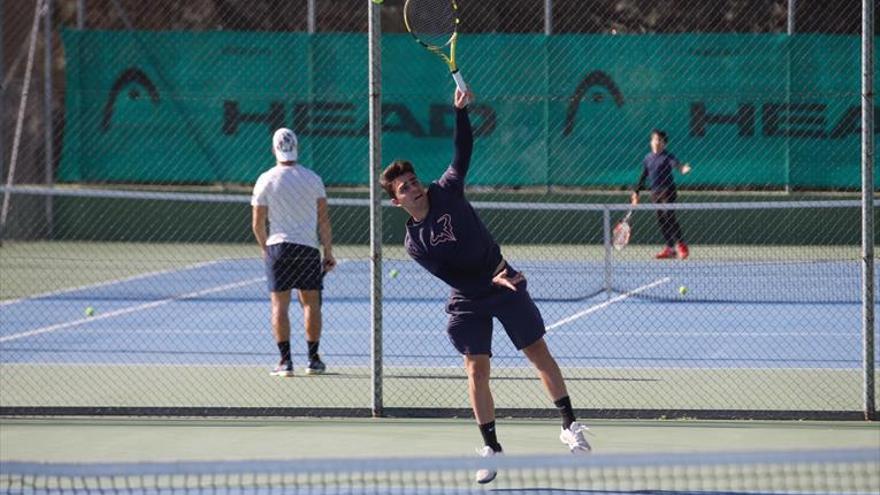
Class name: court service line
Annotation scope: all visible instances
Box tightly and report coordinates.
[0,260,223,308]
[545,277,672,331]
[0,277,265,343]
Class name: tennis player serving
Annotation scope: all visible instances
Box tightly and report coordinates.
[381,88,591,485]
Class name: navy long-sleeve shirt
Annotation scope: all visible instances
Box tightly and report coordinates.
[634,151,680,194]
[404,107,503,298]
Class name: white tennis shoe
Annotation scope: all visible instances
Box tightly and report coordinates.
[559,422,592,454]
[270,361,294,377]
[475,446,501,484]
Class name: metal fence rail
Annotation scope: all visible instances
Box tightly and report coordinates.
[0,0,875,420]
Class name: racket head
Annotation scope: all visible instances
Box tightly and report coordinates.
[612,220,631,251]
[403,0,459,50]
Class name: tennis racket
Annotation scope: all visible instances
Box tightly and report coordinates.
[403,0,467,92]
[612,211,633,251]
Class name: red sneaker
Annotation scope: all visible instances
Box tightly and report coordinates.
[676,242,689,260]
[655,246,676,259]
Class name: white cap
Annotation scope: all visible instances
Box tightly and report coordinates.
[272,128,298,162]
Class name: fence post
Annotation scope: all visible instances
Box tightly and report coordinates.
[368,0,384,418]
[43,0,54,238]
[0,0,5,200]
[0,0,45,242]
[543,0,552,193]
[784,0,795,193]
[860,0,876,422]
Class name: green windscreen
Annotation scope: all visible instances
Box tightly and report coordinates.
[59,31,877,189]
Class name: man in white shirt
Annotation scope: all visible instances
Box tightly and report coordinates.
[251,128,336,376]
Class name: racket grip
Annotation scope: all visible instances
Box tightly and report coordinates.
[451,70,468,92]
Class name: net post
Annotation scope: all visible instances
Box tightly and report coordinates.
[368,0,384,418]
[603,206,612,297]
[861,0,876,422]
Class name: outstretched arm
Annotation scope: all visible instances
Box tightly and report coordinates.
[438,88,475,193]
[451,89,473,177]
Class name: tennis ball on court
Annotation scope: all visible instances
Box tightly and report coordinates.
[389,268,399,279]
[678,286,688,296]
[84,306,95,317]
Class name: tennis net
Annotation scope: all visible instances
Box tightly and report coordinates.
[0,186,873,305]
[2,449,878,494]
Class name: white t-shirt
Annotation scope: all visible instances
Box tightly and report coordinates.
[251,164,327,248]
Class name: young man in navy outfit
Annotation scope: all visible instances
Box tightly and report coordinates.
[631,129,691,259]
[381,89,590,484]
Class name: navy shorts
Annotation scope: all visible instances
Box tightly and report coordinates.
[265,243,323,292]
[445,265,546,356]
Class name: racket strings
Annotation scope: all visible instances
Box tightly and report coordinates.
[612,223,631,250]
[406,0,456,47]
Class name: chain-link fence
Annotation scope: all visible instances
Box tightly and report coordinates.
[0,0,876,419]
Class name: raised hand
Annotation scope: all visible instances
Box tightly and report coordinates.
[454,88,473,109]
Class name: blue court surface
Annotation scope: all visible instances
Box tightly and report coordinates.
[1,256,876,370]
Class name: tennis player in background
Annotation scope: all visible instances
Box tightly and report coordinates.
[252,128,336,377]
[381,88,591,484]
[631,129,691,259]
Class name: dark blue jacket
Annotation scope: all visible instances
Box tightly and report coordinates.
[404,108,503,297]
[635,150,680,193]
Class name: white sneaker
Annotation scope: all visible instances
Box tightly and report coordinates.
[559,422,591,454]
[270,361,293,377]
[475,446,501,484]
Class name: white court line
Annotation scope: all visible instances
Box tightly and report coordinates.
[0,258,354,343]
[0,259,224,308]
[0,277,264,343]
[0,257,356,308]
[545,277,671,331]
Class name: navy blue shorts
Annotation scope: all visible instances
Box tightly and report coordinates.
[265,243,323,292]
[445,265,546,356]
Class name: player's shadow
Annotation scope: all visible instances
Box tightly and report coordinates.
[387,374,659,383]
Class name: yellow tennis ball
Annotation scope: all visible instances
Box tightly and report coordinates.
[84,306,95,317]
[389,268,399,279]
[678,286,688,296]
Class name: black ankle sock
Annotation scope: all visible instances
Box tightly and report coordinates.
[307,341,319,361]
[478,421,502,453]
[554,396,576,430]
[277,341,291,363]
